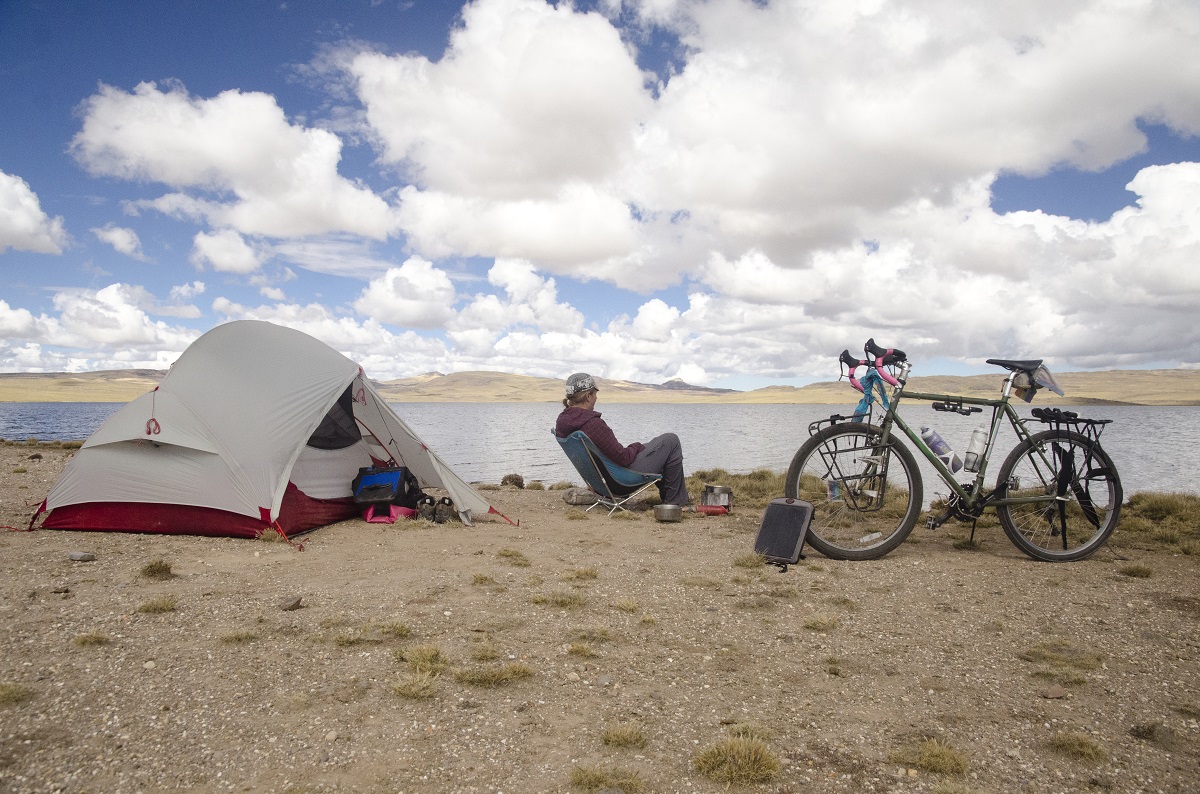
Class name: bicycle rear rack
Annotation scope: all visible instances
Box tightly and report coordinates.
[1028,407,1112,443]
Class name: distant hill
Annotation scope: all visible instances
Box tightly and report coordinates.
[1,367,1197,405]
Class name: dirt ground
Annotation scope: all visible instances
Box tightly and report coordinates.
[1,446,1197,794]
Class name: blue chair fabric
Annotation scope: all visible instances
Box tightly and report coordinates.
[554,430,662,515]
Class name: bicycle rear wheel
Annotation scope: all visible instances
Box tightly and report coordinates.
[995,429,1122,562]
[784,423,923,560]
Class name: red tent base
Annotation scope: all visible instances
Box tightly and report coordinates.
[40,483,359,539]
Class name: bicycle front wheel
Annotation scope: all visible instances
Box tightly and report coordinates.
[784,423,923,560]
[995,429,1122,562]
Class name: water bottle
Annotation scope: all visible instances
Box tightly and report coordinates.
[964,424,988,473]
[920,426,963,473]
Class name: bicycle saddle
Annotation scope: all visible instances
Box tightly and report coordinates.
[985,358,1043,372]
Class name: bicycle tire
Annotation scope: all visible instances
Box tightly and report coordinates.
[784,423,923,560]
[995,429,1122,562]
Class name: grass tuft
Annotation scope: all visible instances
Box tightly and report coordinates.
[613,598,639,613]
[392,671,437,700]
[693,736,781,784]
[1048,730,1107,762]
[562,566,599,580]
[397,644,450,675]
[567,642,597,657]
[497,548,531,567]
[733,552,766,568]
[803,614,839,632]
[137,596,177,614]
[531,590,587,609]
[73,632,111,647]
[139,559,174,580]
[220,631,258,644]
[1118,564,1152,578]
[601,723,647,748]
[569,765,646,793]
[1019,639,1102,671]
[0,683,33,706]
[453,662,534,687]
[378,621,412,639]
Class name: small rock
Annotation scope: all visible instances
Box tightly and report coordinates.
[68,551,96,562]
[51,586,69,594]
[143,660,156,670]
[279,596,303,611]
[1040,685,1067,699]
[325,730,338,742]
[28,453,42,460]
[596,675,613,687]
[567,672,581,682]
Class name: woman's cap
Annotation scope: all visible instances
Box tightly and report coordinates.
[565,372,598,396]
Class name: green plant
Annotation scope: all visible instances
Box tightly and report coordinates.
[693,736,781,784]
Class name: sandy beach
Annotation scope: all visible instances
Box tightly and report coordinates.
[1,445,1197,793]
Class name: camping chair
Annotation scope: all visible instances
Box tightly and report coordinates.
[554,430,662,515]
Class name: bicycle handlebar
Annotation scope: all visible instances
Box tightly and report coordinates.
[839,338,907,391]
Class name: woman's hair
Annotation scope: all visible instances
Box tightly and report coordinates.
[562,388,596,408]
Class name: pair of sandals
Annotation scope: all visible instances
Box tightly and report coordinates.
[417,496,455,524]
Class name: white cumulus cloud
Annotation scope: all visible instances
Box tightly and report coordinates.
[0,170,68,255]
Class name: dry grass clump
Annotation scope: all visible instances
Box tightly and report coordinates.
[139,559,174,580]
[687,468,784,510]
[569,765,646,793]
[610,510,640,521]
[72,632,111,647]
[573,627,612,643]
[220,631,258,644]
[1048,730,1107,762]
[11,466,27,474]
[0,683,33,706]
[497,548,531,567]
[890,738,970,776]
[562,566,598,580]
[136,596,177,614]
[693,736,781,784]
[392,671,438,700]
[472,573,496,586]
[601,723,647,748]
[453,661,534,687]
[333,631,382,647]
[1018,639,1102,671]
[1120,492,1200,554]
[548,481,574,490]
[1118,563,1153,578]
[525,480,545,490]
[500,473,525,489]
[566,642,597,657]
[614,598,639,613]
[378,621,411,639]
[397,644,450,675]
[565,508,590,520]
[531,590,587,609]
[803,614,840,632]
[733,552,766,569]
[469,642,500,661]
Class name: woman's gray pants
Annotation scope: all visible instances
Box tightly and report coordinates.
[632,432,691,506]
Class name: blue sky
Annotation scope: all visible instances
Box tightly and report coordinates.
[2,0,1199,390]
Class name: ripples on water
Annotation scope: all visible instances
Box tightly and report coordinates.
[1,401,1194,497]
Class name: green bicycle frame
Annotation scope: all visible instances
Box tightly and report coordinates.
[871,362,1046,511]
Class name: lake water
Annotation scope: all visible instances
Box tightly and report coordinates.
[1,401,1195,498]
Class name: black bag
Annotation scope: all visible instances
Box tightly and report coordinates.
[754,497,814,568]
[352,466,423,509]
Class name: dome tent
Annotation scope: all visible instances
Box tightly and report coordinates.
[35,320,502,537]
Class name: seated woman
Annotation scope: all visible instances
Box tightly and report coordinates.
[554,372,691,506]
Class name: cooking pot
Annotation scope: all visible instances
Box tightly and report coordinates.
[702,484,734,509]
[653,503,683,522]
